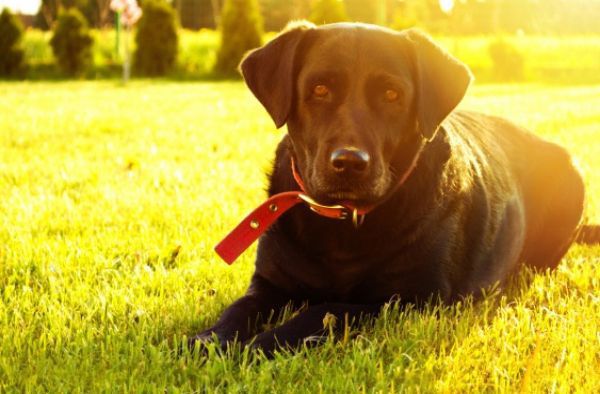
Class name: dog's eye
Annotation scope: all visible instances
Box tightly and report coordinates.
[313,84,330,98]
[385,89,399,102]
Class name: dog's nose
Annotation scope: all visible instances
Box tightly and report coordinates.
[330,147,370,173]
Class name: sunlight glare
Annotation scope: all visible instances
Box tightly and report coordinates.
[439,0,455,14]
[0,0,40,14]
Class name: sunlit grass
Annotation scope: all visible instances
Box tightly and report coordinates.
[0,81,598,392]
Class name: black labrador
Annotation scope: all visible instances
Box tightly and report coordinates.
[190,22,595,356]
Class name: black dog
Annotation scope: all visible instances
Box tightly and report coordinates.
[191,22,596,356]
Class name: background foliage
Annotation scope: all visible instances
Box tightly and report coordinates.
[134,0,179,76]
[11,29,600,84]
[0,8,25,77]
[2,0,599,81]
[488,38,524,82]
[214,0,263,76]
[28,0,600,34]
[49,7,93,76]
[309,0,349,25]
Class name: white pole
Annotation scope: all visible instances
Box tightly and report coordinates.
[123,23,130,84]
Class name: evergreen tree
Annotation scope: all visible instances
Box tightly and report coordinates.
[50,8,93,76]
[488,38,525,81]
[134,0,179,76]
[0,9,26,77]
[214,0,263,77]
[36,0,91,29]
[309,0,348,25]
[345,0,377,24]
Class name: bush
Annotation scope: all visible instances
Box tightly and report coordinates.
[134,0,178,76]
[488,38,525,82]
[50,8,93,76]
[0,8,26,77]
[214,0,263,77]
[345,0,377,24]
[309,0,349,25]
[390,7,421,31]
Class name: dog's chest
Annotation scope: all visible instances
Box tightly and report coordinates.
[319,257,369,300]
[303,228,398,300]
[315,237,395,300]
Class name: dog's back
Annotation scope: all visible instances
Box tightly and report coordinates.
[446,111,585,270]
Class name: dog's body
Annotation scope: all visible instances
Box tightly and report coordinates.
[191,22,588,355]
[261,111,583,304]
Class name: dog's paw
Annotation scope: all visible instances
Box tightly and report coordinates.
[244,333,279,358]
[186,331,227,356]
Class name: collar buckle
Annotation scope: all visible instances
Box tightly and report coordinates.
[352,208,366,228]
[298,193,349,220]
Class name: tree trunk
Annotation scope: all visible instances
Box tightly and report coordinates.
[96,0,112,28]
[210,0,222,28]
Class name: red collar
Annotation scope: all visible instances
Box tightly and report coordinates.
[214,144,425,264]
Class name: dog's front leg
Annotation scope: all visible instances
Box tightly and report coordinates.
[189,274,290,351]
[247,302,383,357]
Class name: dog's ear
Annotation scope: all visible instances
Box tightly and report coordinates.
[404,29,473,140]
[240,22,315,128]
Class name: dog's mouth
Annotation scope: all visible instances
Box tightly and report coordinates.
[309,182,389,209]
[324,191,371,205]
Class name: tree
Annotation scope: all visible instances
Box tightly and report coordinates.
[488,38,524,81]
[309,0,348,25]
[37,0,89,29]
[93,0,113,27]
[35,0,114,29]
[345,0,377,24]
[214,0,263,77]
[259,0,310,31]
[50,8,94,76]
[210,0,223,27]
[0,9,26,77]
[390,0,429,31]
[134,0,179,76]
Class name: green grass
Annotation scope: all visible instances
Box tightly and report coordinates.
[0,81,599,392]
[17,29,600,83]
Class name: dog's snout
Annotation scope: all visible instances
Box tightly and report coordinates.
[330,147,370,174]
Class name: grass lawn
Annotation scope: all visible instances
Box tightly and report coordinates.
[0,81,599,392]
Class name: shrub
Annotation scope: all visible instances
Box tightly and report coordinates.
[309,0,349,25]
[390,8,420,31]
[134,0,178,76]
[488,38,525,82]
[345,0,377,24]
[0,8,26,77]
[50,8,93,76]
[214,0,263,77]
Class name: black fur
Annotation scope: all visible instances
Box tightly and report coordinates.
[190,22,592,357]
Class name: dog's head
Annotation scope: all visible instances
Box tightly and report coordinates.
[241,22,472,207]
